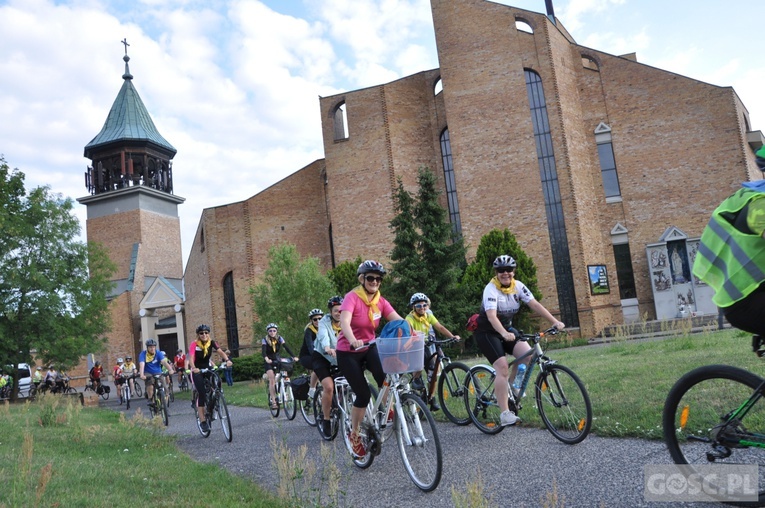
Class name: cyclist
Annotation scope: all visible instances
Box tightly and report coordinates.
[262,323,298,411]
[173,349,186,386]
[139,338,175,411]
[693,147,765,339]
[189,324,232,433]
[32,366,42,389]
[405,292,460,412]
[300,308,323,400]
[122,355,137,397]
[44,365,59,392]
[89,361,104,391]
[113,357,125,402]
[474,255,565,427]
[337,260,406,458]
[313,295,343,436]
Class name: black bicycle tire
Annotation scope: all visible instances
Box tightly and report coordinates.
[534,363,592,444]
[438,361,471,425]
[663,364,765,506]
[217,392,233,442]
[284,382,297,420]
[300,396,317,426]
[396,392,443,492]
[158,386,169,426]
[269,392,280,417]
[464,365,505,435]
[125,385,131,410]
[134,381,143,398]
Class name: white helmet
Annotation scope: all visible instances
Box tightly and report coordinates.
[117,357,124,363]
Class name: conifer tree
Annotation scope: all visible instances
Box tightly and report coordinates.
[387,177,423,311]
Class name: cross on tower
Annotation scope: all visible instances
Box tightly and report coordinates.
[121,38,130,55]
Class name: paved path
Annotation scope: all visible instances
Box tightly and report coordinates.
[96,383,726,508]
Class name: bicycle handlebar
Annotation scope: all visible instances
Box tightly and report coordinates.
[516,326,563,342]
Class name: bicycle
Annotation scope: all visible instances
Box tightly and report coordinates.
[166,371,175,404]
[409,336,471,425]
[146,373,170,426]
[662,335,765,505]
[295,375,317,427]
[193,367,233,442]
[84,379,110,400]
[118,374,139,410]
[463,327,592,444]
[337,335,443,492]
[268,358,296,420]
[178,371,190,392]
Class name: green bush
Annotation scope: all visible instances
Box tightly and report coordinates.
[231,354,266,381]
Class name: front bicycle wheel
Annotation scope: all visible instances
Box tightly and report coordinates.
[134,381,143,398]
[339,388,374,469]
[158,388,169,426]
[535,364,592,444]
[300,397,317,426]
[314,387,339,441]
[284,382,297,420]
[438,361,471,425]
[216,392,233,442]
[125,386,131,410]
[664,364,765,505]
[396,393,443,492]
[269,392,280,418]
[464,365,504,434]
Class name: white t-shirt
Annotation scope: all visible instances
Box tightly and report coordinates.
[479,280,535,330]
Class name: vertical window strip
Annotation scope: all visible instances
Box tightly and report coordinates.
[223,272,239,357]
[440,128,463,236]
[524,70,579,327]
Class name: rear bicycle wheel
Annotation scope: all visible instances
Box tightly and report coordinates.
[535,364,592,444]
[664,364,765,505]
[216,392,233,442]
[284,382,297,420]
[438,361,471,425]
[339,388,374,469]
[397,393,443,492]
[464,365,504,434]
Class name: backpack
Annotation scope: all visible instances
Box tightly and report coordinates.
[466,313,480,332]
[291,374,310,401]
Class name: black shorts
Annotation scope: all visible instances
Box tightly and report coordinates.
[312,351,333,381]
[474,330,520,365]
[336,345,384,408]
[299,355,313,371]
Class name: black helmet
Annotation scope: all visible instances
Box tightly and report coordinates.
[196,324,210,334]
[146,338,157,347]
[308,308,323,319]
[176,349,183,354]
[327,295,344,309]
[493,255,517,270]
[125,355,132,360]
[357,259,386,275]
[409,292,428,307]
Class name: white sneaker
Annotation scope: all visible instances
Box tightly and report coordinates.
[500,410,519,426]
[308,387,316,399]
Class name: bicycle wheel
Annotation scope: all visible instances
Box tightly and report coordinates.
[314,386,339,441]
[124,385,131,410]
[216,392,233,442]
[134,381,143,398]
[664,364,765,504]
[158,388,169,426]
[300,395,317,426]
[67,386,78,395]
[464,365,504,434]
[269,392,280,418]
[339,388,374,469]
[284,382,297,420]
[438,361,471,425]
[169,385,175,403]
[534,364,592,444]
[194,392,211,437]
[180,376,189,392]
[396,392,443,492]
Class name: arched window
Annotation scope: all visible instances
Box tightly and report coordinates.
[434,77,443,95]
[439,128,462,236]
[515,18,533,34]
[333,101,348,141]
[223,272,239,358]
[582,55,600,71]
[524,69,579,327]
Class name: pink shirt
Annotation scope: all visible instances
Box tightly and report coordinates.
[336,290,394,352]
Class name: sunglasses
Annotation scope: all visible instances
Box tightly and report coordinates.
[496,268,514,274]
[312,317,322,322]
[198,331,210,335]
[414,303,428,309]
[364,275,383,283]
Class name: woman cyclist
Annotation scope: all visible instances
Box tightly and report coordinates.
[189,324,232,433]
[336,260,405,458]
[313,295,343,436]
[262,323,298,410]
[300,308,323,400]
[474,255,564,427]
[405,292,460,411]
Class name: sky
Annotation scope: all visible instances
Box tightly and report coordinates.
[2,0,763,271]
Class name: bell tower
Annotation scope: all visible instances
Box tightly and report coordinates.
[77,41,185,362]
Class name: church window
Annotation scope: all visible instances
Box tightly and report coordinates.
[440,128,462,236]
[333,102,348,141]
[223,272,239,357]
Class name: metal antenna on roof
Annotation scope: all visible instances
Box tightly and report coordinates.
[121,38,133,80]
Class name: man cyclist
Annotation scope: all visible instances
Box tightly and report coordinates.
[89,361,104,392]
[188,324,232,433]
[262,323,298,411]
[313,296,343,436]
[139,339,175,411]
[405,292,460,412]
[693,146,765,340]
[174,349,186,386]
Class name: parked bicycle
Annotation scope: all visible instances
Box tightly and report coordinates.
[409,336,471,425]
[663,335,765,504]
[464,327,592,444]
[269,358,296,420]
[337,335,443,492]
[147,373,170,426]
[193,366,232,442]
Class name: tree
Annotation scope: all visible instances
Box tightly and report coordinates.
[461,228,541,333]
[387,177,424,310]
[327,256,362,296]
[250,244,336,354]
[0,159,116,398]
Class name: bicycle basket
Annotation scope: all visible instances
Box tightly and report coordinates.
[377,333,425,374]
[291,374,310,400]
[279,358,294,375]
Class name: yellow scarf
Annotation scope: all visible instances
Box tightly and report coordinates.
[145,351,155,363]
[332,321,341,333]
[408,310,430,325]
[491,277,517,295]
[305,323,318,334]
[353,285,381,324]
[268,337,279,353]
[196,339,211,357]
